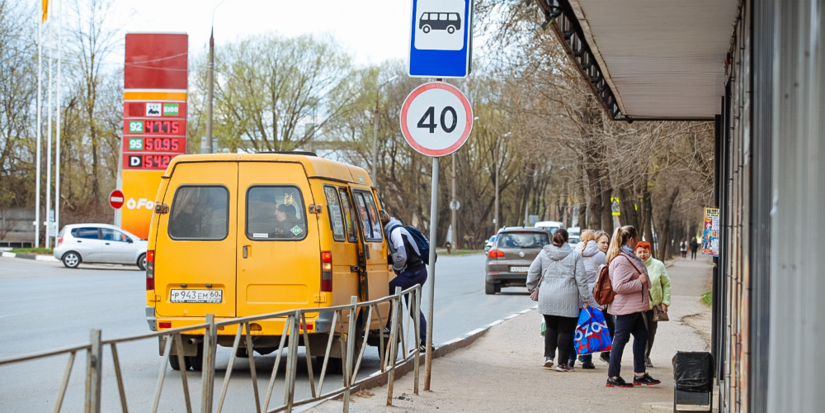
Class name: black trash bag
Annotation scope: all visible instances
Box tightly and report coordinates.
[672,351,714,392]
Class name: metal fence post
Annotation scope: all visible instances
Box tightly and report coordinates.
[84,329,102,413]
[386,287,402,406]
[201,314,217,413]
[285,313,300,412]
[413,286,421,395]
[343,296,358,412]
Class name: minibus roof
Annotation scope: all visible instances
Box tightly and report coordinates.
[164,153,374,187]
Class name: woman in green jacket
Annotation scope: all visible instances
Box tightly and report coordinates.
[634,241,671,368]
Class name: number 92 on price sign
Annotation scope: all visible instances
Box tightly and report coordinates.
[400,82,473,157]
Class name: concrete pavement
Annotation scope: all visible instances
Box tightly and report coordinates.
[308,256,714,412]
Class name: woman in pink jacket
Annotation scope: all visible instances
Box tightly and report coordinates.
[605,226,661,388]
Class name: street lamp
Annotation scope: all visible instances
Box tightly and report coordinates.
[495,132,511,231]
[372,75,399,188]
[205,0,227,154]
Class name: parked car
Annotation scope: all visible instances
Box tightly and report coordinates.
[535,220,564,236]
[567,226,581,244]
[485,227,551,295]
[54,224,148,270]
[484,235,497,252]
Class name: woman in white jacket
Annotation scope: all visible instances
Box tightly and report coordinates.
[573,230,610,369]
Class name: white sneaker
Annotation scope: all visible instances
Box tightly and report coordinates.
[543,357,554,368]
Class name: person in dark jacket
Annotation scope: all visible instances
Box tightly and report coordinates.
[379,210,428,351]
[689,237,700,260]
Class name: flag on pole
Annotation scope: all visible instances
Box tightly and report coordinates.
[42,0,49,22]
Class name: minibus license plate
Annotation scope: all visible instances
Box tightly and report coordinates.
[510,267,529,273]
[170,289,222,303]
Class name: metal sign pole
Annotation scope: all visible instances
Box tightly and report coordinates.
[424,156,439,390]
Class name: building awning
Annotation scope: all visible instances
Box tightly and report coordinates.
[536,0,738,120]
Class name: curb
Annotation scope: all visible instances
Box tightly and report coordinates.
[296,304,539,412]
[1,251,59,262]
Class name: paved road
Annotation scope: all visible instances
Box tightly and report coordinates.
[0,254,534,412]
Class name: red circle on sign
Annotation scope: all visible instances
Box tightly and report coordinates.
[400,82,473,157]
[109,190,125,209]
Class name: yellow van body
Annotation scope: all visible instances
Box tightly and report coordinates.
[144,153,392,360]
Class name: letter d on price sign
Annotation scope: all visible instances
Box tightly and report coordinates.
[399,81,473,391]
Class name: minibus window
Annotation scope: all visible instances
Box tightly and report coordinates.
[246,186,307,241]
[353,193,373,239]
[338,188,358,243]
[169,186,229,240]
[324,186,346,242]
[361,193,384,242]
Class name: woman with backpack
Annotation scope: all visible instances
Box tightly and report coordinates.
[679,238,688,259]
[604,225,661,388]
[526,229,590,372]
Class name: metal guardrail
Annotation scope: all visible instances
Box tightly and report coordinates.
[0,285,422,413]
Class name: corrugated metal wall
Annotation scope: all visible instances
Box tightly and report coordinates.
[767,1,825,412]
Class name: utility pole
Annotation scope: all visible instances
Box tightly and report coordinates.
[205,29,214,154]
[372,75,398,188]
[451,153,457,255]
[494,132,511,232]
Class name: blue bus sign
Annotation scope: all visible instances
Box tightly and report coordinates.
[408,0,473,78]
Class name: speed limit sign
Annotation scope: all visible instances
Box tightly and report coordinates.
[400,82,474,157]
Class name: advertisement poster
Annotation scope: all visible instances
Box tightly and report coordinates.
[702,207,720,257]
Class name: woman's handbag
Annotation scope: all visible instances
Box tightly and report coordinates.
[653,305,670,322]
[530,254,554,301]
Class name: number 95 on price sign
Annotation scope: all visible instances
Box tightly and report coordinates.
[400,82,473,157]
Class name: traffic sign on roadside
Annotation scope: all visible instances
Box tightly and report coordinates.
[400,82,474,157]
[110,190,125,209]
[408,0,474,78]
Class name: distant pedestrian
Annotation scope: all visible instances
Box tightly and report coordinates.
[526,228,590,372]
[679,238,688,259]
[634,241,671,368]
[605,225,661,388]
[689,237,700,260]
[593,229,614,364]
[573,230,608,369]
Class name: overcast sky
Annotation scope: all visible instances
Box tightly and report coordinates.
[113,0,413,66]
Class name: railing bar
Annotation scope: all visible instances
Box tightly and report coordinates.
[245,323,262,413]
[300,313,317,399]
[351,306,372,381]
[110,344,129,413]
[52,350,76,413]
[101,324,210,345]
[373,303,386,373]
[316,310,339,394]
[216,325,244,413]
[151,334,174,413]
[386,287,402,406]
[343,298,357,412]
[399,297,408,359]
[174,334,193,413]
[285,313,300,411]
[0,344,91,366]
[263,316,291,413]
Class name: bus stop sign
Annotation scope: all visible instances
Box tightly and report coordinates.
[408,0,474,78]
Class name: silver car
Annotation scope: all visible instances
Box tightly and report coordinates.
[54,224,148,269]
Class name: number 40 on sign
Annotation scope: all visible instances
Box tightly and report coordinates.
[400,82,473,157]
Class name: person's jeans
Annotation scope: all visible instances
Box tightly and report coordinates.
[386,266,428,343]
[691,250,698,259]
[608,312,648,378]
[543,314,578,363]
[643,309,659,360]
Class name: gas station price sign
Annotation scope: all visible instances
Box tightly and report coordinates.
[124,154,177,170]
[124,119,186,135]
[126,137,185,152]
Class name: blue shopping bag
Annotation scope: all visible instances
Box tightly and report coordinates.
[574,307,612,355]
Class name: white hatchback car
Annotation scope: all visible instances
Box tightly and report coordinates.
[54,224,148,270]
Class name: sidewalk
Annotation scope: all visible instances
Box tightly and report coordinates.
[307,256,713,412]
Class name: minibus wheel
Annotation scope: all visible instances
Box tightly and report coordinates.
[186,343,204,371]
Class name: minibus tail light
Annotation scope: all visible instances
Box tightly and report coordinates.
[321,251,332,292]
[488,249,505,258]
[146,250,155,291]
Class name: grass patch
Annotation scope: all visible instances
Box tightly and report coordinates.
[701,291,712,306]
[9,248,54,255]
